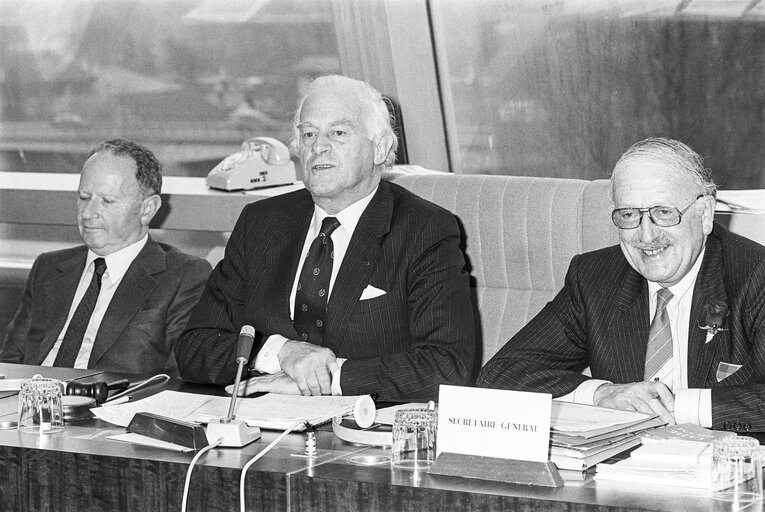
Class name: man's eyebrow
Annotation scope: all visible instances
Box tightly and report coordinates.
[330,118,355,127]
[297,119,356,130]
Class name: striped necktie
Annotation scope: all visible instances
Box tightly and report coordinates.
[644,287,674,380]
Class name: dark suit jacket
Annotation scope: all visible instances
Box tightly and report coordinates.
[1,237,212,377]
[477,224,765,432]
[176,180,475,400]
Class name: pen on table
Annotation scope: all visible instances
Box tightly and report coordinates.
[102,395,130,406]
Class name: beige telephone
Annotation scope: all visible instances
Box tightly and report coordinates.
[206,137,296,191]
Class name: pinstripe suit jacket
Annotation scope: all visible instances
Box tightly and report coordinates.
[477,224,765,432]
[176,181,475,400]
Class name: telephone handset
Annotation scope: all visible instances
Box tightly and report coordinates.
[206,137,296,191]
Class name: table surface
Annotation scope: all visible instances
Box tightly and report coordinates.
[0,363,759,512]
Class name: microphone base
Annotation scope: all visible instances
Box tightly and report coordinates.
[206,418,261,447]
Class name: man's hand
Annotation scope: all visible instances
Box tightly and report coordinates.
[226,371,300,396]
[593,382,676,425]
[278,340,339,396]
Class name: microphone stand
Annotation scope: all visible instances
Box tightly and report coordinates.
[205,326,262,447]
[221,353,247,424]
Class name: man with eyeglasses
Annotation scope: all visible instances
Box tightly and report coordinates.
[478,137,765,432]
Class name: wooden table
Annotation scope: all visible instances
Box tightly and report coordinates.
[0,363,758,512]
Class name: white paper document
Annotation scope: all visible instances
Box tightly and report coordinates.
[108,432,194,452]
[551,401,654,434]
[194,393,363,430]
[91,390,364,430]
[91,391,213,427]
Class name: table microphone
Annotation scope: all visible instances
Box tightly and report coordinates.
[205,325,262,447]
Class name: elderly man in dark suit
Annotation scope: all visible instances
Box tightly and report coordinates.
[478,137,765,432]
[1,139,211,377]
[176,75,474,400]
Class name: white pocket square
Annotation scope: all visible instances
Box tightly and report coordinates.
[360,285,386,300]
[716,362,742,382]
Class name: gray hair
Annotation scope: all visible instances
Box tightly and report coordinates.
[88,138,162,197]
[612,137,717,198]
[290,75,398,168]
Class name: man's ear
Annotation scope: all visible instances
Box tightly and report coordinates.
[140,195,161,227]
[373,134,394,166]
[701,195,716,235]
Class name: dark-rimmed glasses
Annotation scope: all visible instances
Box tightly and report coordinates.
[611,195,704,229]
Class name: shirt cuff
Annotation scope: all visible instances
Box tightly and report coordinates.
[674,388,712,427]
[555,379,612,405]
[331,358,346,396]
[253,335,287,374]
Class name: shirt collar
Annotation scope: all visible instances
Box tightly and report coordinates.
[311,186,378,235]
[647,245,706,300]
[86,235,148,283]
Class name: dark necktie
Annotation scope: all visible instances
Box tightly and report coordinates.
[293,217,341,345]
[54,257,107,367]
[644,287,674,380]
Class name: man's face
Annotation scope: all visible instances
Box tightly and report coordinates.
[296,85,387,213]
[612,157,714,287]
[77,152,149,256]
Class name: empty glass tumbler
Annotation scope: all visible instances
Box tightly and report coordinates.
[711,436,763,503]
[391,408,437,469]
[18,375,65,434]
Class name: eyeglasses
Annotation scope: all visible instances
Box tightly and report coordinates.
[611,195,704,230]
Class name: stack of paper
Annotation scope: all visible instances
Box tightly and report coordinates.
[595,438,714,489]
[595,424,759,489]
[92,390,366,431]
[548,402,665,471]
[193,393,363,430]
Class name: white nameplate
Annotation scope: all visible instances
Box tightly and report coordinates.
[437,385,552,462]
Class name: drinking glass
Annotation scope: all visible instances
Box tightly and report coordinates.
[711,436,763,503]
[18,375,65,434]
[391,408,437,469]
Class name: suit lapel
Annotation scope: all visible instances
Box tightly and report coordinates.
[88,239,164,367]
[39,250,87,362]
[325,183,393,347]
[687,237,726,388]
[263,193,313,338]
[607,267,649,382]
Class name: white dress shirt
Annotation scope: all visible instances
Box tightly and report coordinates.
[559,247,712,427]
[42,235,148,368]
[253,187,378,394]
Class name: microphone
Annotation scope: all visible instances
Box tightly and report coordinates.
[205,325,261,447]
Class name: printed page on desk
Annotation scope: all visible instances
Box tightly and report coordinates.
[91,391,214,427]
[92,390,363,431]
[194,393,362,430]
[551,401,660,438]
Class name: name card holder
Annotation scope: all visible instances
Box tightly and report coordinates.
[127,411,209,451]
[434,385,562,487]
[429,452,563,487]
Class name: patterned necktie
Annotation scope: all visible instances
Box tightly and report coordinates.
[54,257,107,367]
[293,217,341,345]
[644,287,674,380]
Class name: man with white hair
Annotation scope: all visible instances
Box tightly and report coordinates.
[479,137,765,432]
[177,75,474,400]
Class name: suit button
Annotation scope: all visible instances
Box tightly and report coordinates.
[733,422,741,431]
[723,421,732,430]
[744,423,752,431]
